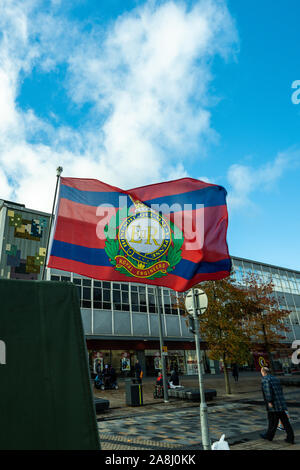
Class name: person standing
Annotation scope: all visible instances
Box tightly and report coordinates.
[135,359,142,384]
[260,367,294,444]
[232,363,239,382]
[95,360,102,377]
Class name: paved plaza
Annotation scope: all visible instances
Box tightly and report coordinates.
[94,372,300,451]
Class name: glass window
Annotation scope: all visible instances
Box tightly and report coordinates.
[75,285,81,301]
[94,288,102,302]
[94,281,102,288]
[113,283,120,290]
[83,279,91,286]
[113,290,121,310]
[83,287,91,300]
[51,275,60,281]
[103,281,110,289]
[103,289,111,302]
[61,276,70,282]
[148,293,156,313]
[121,284,129,291]
[73,278,81,285]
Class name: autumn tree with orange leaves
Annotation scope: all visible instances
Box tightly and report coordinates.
[178,274,291,395]
[242,274,291,374]
[194,277,252,394]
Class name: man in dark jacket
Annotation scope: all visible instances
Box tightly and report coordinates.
[135,359,142,384]
[169,370,179,387]
[232,363,239,382]
[260,367,294,444]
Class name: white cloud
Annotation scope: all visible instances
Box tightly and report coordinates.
[0,0,238,212]
[227,149,300,209]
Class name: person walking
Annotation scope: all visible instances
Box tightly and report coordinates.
[260,367,294,444]
[232,363,239,382]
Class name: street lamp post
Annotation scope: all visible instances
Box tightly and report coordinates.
[185,288,211,450]
[155,286,169,403]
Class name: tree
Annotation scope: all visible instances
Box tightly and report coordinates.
[242,274,291,374]
[181,277,252,394]
[176,273,292,394]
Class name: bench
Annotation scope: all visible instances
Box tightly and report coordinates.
[94,397,110,413]
[168,388,217,402]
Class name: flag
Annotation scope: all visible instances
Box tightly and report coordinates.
[48,177,231,292]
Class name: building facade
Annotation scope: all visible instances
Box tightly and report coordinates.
[0,200,50,281]
[1,200,299,376]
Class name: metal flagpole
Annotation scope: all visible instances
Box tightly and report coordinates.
[42,166,63,281]
[192,288,211,450]
[155,286,169,403]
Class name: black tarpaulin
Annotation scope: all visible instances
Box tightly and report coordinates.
[0,279,100,450]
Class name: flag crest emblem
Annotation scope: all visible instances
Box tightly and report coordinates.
[104,199,184,279]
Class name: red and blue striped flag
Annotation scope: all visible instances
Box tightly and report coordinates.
[48,177,231,292]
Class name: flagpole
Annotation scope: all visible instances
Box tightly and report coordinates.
[192,288,211,450]
[155,286,169,403]
[42,166,63,281]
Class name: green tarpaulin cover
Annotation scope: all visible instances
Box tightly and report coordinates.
[0,279,100,450]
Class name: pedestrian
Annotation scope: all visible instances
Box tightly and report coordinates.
[103,364,111,388]
[169,370,181,389]
[95,360,102,376]
[232,363,239,382]
[135,359,142,384]
[156,371,163,386]
[109,364,117,388]
[260,367,294,444]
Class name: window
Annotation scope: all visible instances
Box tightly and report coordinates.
[82,286,91,308]
[131,291,139,312]
[148,293,156,313]
[93,288,102,310]
[113,289,121,310]
[164,292,171,314]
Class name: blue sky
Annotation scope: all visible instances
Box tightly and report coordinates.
[0,0,299,270]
